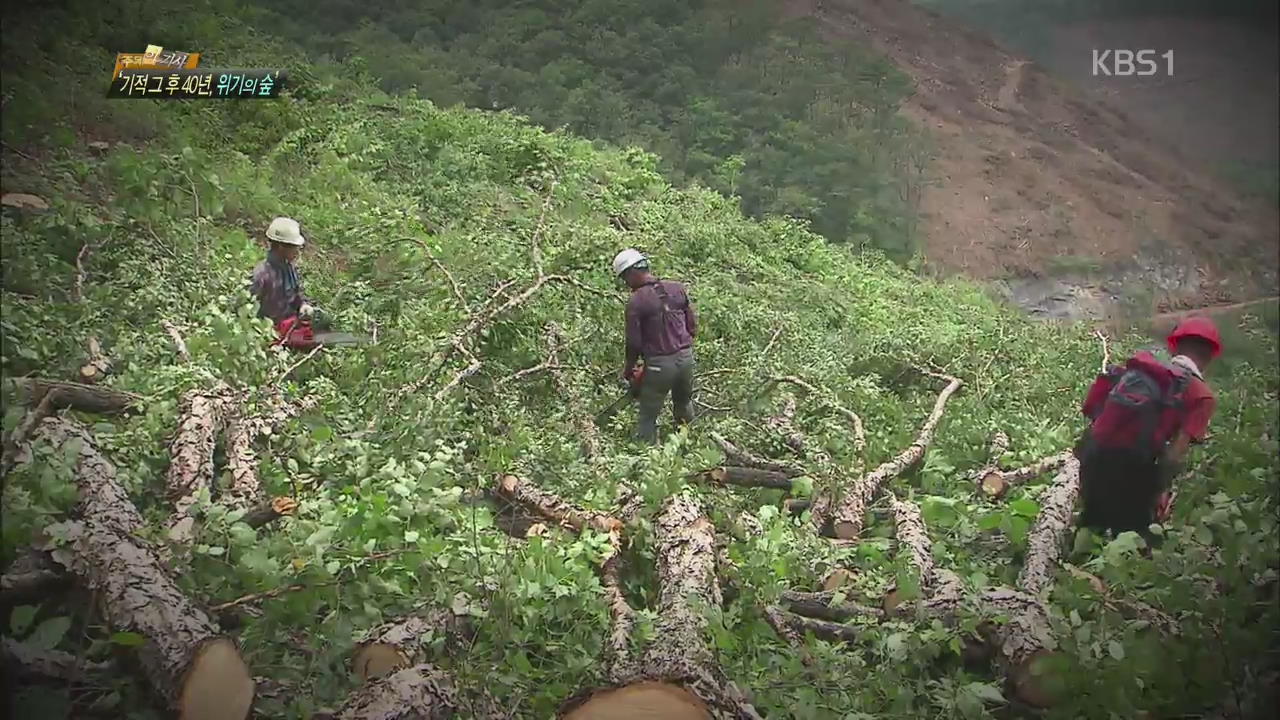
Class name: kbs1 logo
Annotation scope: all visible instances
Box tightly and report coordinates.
[1091,49,1174,77]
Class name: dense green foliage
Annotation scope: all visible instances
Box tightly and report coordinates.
[232,0,923,259]
[2,2,1277,719]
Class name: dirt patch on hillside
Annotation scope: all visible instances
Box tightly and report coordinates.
[789,0,1278,314]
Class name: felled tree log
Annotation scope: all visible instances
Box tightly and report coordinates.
[495,475,621,536]
[886,492,1059,707]
[979,451,1072,499]
[49,519,254,718]
[7,378,140,415]
[1017,456,1081,597]
[3,636,111,683]
[320,664,463,720]
[24,418,254,717]
[781,590,884,622]
[701,466,795,490]
[765,607,863,645]
[0,547,70,606]
[31,417,145,534]
[830,373,962,540]
[883,496,939,612]
[562,494,762,720]
[709,432,804,476]
[352,608,475,683]
[165,385,231,545]
[221,416,260,513]
[925,585,1059,708]
[495,474,635,681]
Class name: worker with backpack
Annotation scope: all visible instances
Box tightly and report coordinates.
[1075,317,1221,544]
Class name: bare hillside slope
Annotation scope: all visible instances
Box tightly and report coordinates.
[794,0,1278,316]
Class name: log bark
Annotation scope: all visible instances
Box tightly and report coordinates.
[494,475,621,537]
[166,386,231,545]
[831,373,962,540]
[702,466,794,490]
[23,418,253,716]
[48,519,255,719]
[980,451,1072,499]
[3,636,111,683]
[7,378,140,415]
[562,495,762,720]
[221,416,261,513]
[324,664,462,720]
[1,547,70,606]
[709,432,804,476]
[30,417,145,534]
[352,608,475,683]
[1016,456,1080,597]
[911,581,1058,707]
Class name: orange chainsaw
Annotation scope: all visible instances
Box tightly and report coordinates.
[594,365,645,424]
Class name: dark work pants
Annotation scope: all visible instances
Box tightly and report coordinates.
[636,347,695,444]
[1077,447,1164,546]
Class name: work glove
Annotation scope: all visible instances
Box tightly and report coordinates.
[299,303,315,319]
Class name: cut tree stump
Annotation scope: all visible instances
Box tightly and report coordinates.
[831,372,962,539]
[352,608,475,683]
[7,378,140,415]
[561,494,762,720]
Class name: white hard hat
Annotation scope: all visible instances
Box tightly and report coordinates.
[612,248,648,276]
[266,217,305,246]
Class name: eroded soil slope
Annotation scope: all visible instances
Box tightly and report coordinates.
[794,0,1279,314]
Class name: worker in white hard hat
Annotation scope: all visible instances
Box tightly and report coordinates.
[612,248,698,443]
[249,216,322,349]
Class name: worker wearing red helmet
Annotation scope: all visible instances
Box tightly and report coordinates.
[1075,317,1220,544]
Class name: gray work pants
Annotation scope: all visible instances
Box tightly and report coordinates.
[636,347,695,444]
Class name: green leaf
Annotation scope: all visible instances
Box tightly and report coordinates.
[27,616,72,650]
[110,631,146,647]
[964,681,1006,704]
[9,606,38,636]
[1009,498,1039,518]
[311,425,333,442]
[1108,640,1125,660]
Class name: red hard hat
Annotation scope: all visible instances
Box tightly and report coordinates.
[1166,316,1222,358]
